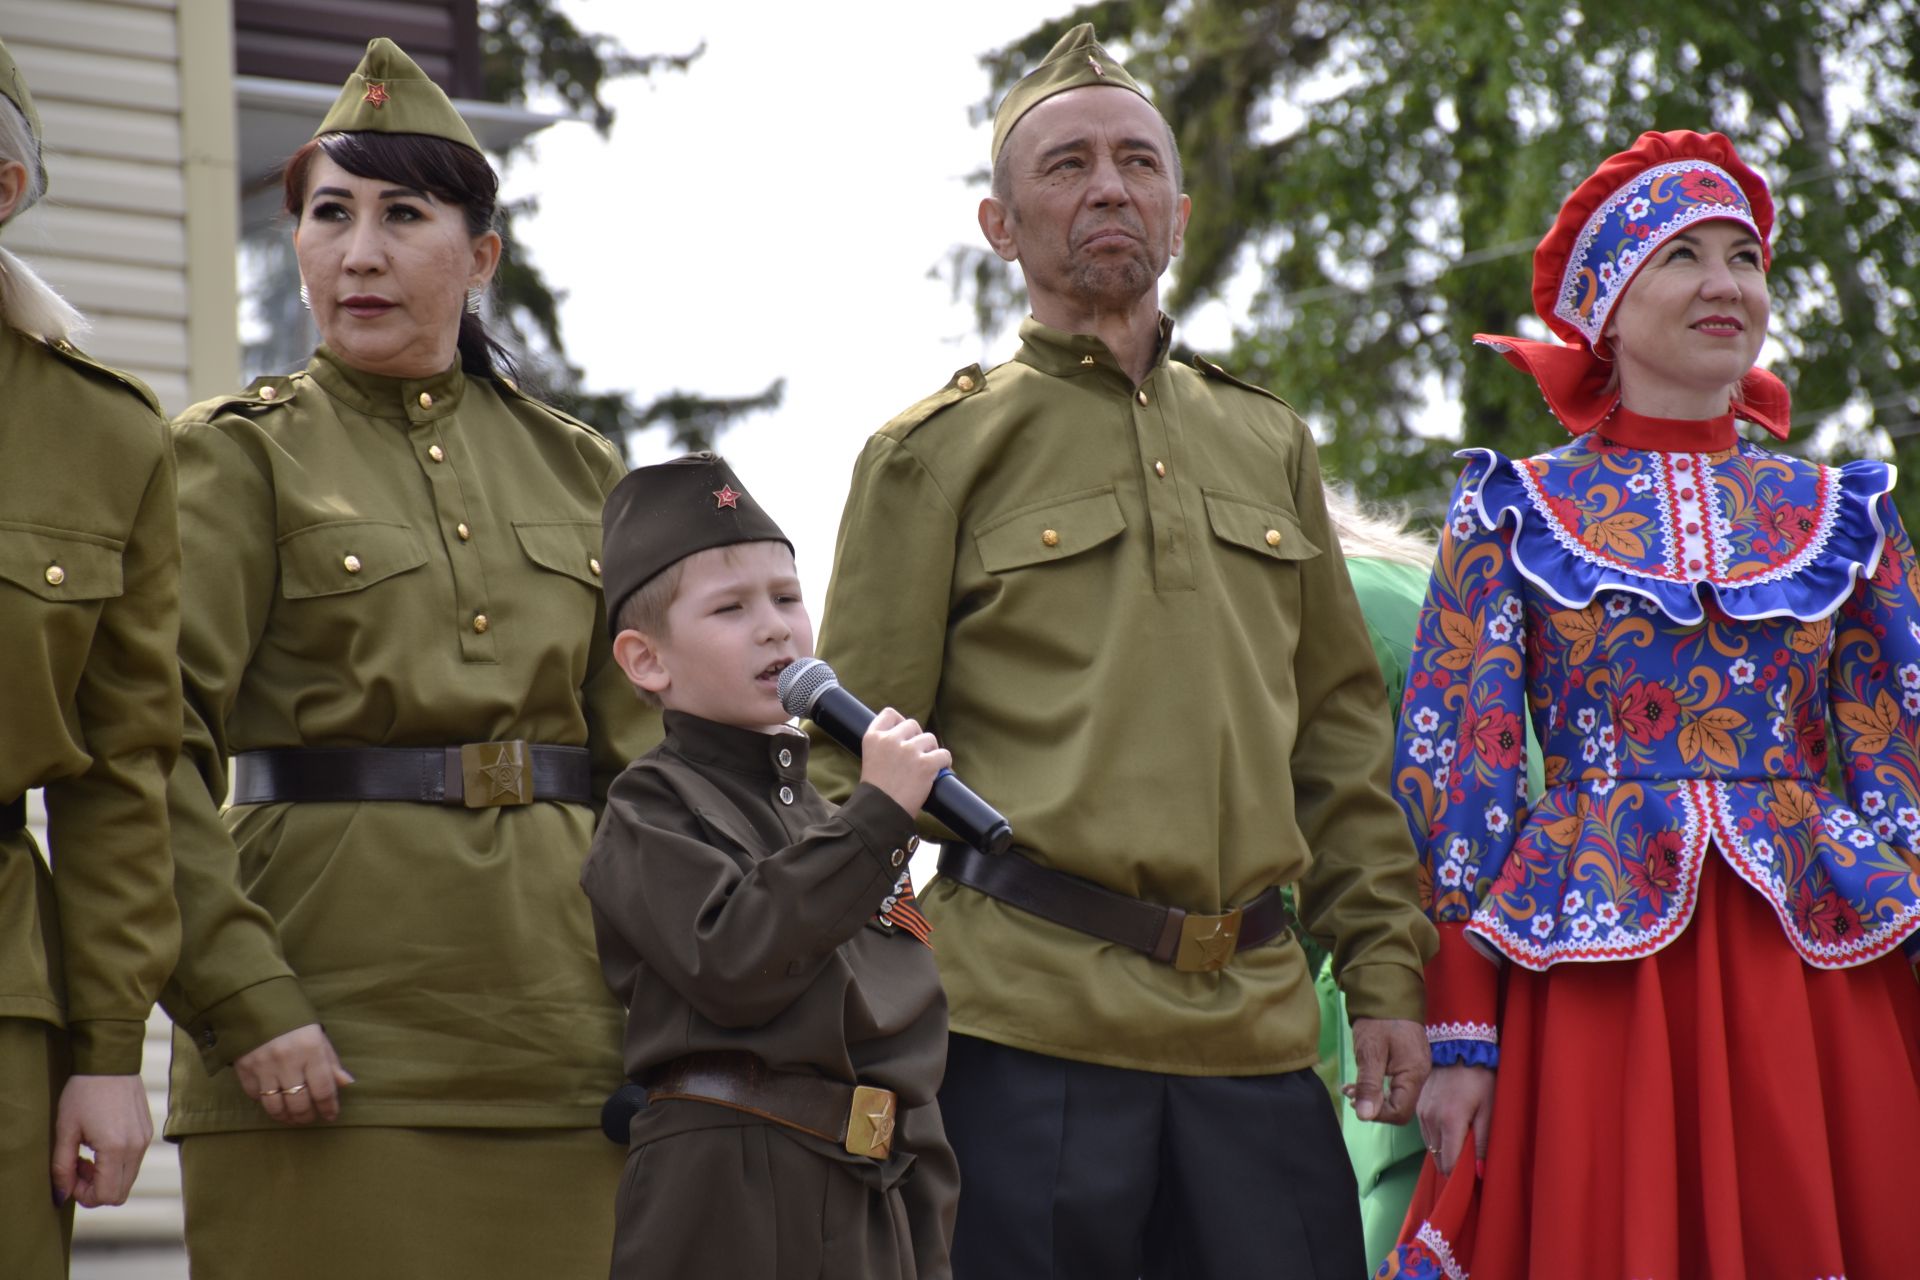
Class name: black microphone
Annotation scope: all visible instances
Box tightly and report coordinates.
[778,658,1013,856]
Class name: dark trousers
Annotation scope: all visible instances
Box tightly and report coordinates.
[942,1034,1364,1280]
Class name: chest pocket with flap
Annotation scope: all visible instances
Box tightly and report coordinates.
[278,520,427,599]
[0,522,124,602]
[975,486,1128,574]
[513,520,604,588]
[1202,490,1321,563]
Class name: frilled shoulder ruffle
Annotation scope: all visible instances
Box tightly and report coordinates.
[1457,444,1894,625]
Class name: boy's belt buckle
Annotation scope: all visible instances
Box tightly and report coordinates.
[460,740,533,807]
[1174,906,1243,972]
[844,1085,898,1158]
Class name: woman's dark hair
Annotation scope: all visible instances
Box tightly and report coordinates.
[282,131,516,381]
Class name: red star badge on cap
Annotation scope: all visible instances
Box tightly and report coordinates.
[364,82,390,108]
[712,485,741,509]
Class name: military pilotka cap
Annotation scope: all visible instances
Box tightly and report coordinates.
[0,37,45,189]
[601,452,793,637]
[315,37,483,152]
[990,23,1150,164]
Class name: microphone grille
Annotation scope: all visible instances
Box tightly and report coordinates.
[777,657,839,718]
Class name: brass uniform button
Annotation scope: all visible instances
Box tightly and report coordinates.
[956,374,975,392]
[258,384,277,401]
[428,445,445,463]
[1080,354,1096,366]
[343,554,362,573]
[1041,529,1060,547]
[1265,529,1282,548]
[1154,460,1167,477]
[1136,390,1149,406]
[472,614,489,634]
[589,557,602,576]
[456,523,471,541]
[418,391,434,409]
[44,565,65,586]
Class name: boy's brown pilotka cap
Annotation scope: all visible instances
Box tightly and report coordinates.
[315,37,483,152]
[600,453,792,637]
[990,23,1150,164]
[0,37,45,188]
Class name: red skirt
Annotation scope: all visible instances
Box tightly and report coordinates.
[1382,854,1920,1280]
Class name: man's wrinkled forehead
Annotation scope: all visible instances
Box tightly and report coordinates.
[1002,85,1176,170]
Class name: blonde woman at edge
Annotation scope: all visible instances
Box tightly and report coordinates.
[0,38,183,1280]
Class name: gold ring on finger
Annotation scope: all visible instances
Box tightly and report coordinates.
[284,1083,308,1095]
[260,1087,283,1096]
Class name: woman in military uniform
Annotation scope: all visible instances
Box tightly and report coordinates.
[160,40,657,1278]
[0,39,182,1280]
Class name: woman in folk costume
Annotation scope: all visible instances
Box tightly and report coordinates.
[1378,130,1920,1280]
[161,40,655,1278]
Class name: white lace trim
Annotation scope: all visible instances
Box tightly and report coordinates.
[1426,1020,1498,1044]
[1469,780,1710,969]
[1415,1222,1470,1280]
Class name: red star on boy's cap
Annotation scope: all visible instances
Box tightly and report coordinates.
[363,82,390,107]
[712,485,741,509]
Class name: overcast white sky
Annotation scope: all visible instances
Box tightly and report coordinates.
[512,0,1239,614]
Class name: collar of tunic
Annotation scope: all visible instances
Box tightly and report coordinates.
[1012,311,1175,384]
[1592,407,1736,454]
[662,710,810,784]
[307,345,467,422]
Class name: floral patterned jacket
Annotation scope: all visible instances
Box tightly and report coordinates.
[1399,430,1920,1066]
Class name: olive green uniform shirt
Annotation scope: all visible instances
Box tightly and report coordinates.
[812,317,1435,1075]
[0,323,181,1075]
[162,348,658,1135]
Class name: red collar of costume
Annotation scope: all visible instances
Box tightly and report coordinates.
[1471,334,1791,441]
[1594,407,1736,453]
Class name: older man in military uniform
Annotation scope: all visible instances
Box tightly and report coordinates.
[810,26,1436,1279]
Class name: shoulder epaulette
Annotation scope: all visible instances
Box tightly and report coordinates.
[1192,355,1295,412]
[879,363,988,440]
[176,372,306,425]
[494,375,614,445]
[44,337,163,415]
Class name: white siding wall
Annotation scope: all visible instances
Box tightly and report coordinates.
[2,0,193,409]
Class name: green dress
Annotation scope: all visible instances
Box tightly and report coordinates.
[1316,554,1543,1264]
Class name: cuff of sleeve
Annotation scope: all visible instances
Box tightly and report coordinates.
[1429,1033,1500,1069]
[182,976,320,1073]
[838,783,924,876]
[1425,922,1500,1060]
[67,1019,150,1076]
[1339,962,1426,1023]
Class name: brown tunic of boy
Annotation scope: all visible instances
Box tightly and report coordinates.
[582,709,957,1279]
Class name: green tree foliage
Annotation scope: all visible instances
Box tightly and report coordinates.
[969,2,1920,519]
[478,2,781,454]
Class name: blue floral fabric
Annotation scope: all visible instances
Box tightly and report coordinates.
[1398,435,1920,1063]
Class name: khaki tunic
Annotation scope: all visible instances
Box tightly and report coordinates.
[812,316,1436,1076]
[0,321,180,1069]
[583,711,956,1278]
[162,347,659,1136]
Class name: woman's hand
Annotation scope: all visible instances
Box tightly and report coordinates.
[1417,1063,1495,1176]
[233,1024,355,1125]
[52,1074,152,1207]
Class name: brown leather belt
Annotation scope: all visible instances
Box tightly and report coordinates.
[230,742,592,808]
[644,1051,899,1159]
[937,842,1296,973]
[0,796,24,834]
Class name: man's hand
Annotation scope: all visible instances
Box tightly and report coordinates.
[233,1023,355,1125]
[1417,1064,1495,1176]
[52,1074,152,1208]
[1346,1017,1430,1125]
